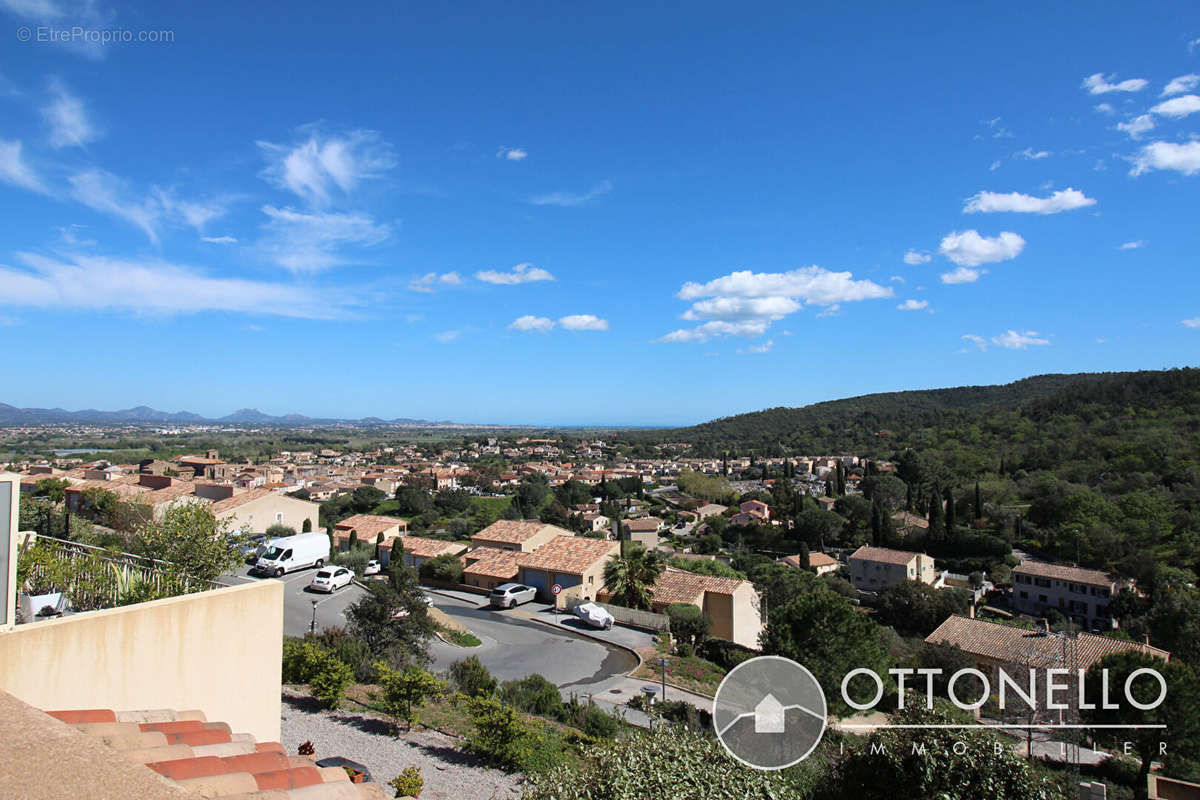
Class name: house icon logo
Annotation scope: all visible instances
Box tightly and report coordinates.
[753,693,786,734]
[712,656,828,770]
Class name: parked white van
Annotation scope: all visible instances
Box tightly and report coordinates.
[254,532,331,577]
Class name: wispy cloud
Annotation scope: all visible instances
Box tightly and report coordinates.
[0,252,350,319]
[497,146,527,161]
[42,78,98,149]
[961,334,988,351]
[1130,141,1200,176]
[1094,103,1115,114]
[201,235,238,245]
[737,339,773,354]
[530,180,612,207]
[1183,317,1200,328]
[474,263,554,284]
[964,188,1095,214]
[1014,147,1050,161]
[938,230,1025,268]
[941,266,986,284]
[558,314,609,331]
[434,329,461,342]
[1162,74,1200,96]
[69,169,162,242]
[903,250,931,265]
[657,319,770,343]
[1082,73,1148,94]
[1116,114,1156,140]
[1149,94,1200,119]
[1118,240,1145,250]
[897,299,929,311]
[0,0,111,58]
[992,329,1050,349]
[259,204,392,272]
[258,127,395,207]
[0,139,52,195]
[409,271,462,292]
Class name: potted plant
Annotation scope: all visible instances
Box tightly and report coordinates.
[297,740,315,759]
[17,544,70,620]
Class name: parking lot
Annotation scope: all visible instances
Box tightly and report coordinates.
[220,563,368,637]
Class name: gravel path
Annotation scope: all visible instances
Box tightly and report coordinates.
[280,692,524,800]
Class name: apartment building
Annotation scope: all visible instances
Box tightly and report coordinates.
[1010,560,1121,630]
[848,545,937,591]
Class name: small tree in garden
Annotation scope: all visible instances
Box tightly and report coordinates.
[308,649,353,709]
[666,603,711,652]
[388,766,423,798]
[375,662,446,732]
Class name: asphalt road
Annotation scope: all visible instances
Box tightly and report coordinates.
[220,564,367,637]
[426,593,641,691]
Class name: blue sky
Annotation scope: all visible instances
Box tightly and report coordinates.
[1,1,1198,426]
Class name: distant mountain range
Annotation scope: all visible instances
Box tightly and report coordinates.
[0,403,459,427]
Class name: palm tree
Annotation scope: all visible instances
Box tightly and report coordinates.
[602,546,664,610]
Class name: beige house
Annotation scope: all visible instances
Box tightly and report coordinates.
[398,536,468,571]
[643,566,763,649]
[848,545,937,591]
[1010,561,1122,630]
[462,547,528,591]
[625,517,662,550]
[695,503,727,519]
[517,536,619,606]
[471,520,570,553]
[210,487,320,535]
[332,513,407,551]
[777,551,840,576]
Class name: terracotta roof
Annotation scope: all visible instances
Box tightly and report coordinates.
[518,536,618,576]
[210,488,272,515]
[12,696,387,799]
[1013,560,1114,586]
[778,552,838,569]
[333,514,406,538]
[925,615,1169,671]
[398,536,467,559]
[463,547,528,580]
[472,520,564,545]
[625,517,662,532]
[849,545,923,566]
[649,566,747,606]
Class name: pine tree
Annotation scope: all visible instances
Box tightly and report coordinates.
[974,482,983,522]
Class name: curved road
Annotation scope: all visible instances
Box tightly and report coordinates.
[427,594,639,691]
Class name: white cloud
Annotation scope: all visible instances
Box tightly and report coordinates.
[989,160,1002,171]
[903,250,931,265]
[0,252,348,319]
[434,330,461,342]
[677,266,892,306]
[1082,73,1148,94]
[1015,148,1051,161]
[1118,240,1145,250]
[409,271,463,292]
[941,266,986,284]
[42,78,97,149]
[258,128,395,207]
[681,296,801,321]
[964,188,1095,214]
[961,334,988,351]
[530,180,612,207]
[1116,114,1156,139]
[738,340,773,354]
[1162,74,1200,96]
[938,230,1025,267]
[0,139,51,195]
[1191,39,1200,54]
[897,299,929,311]
[1183,317,1200,328]
[1,0,111,58]
[69,169,162,242]
[509,315,555,333]
[497,147,527,161]
[154,189,226,231]
[1131,141,1200,176]
[558,314,609,331]
[992,329,1050,349]
[1149,94,1200,118]
[657,319,770,343]
[474,263,555,284]
[1094,103,1115,114]
[259,204,392,272]
[201,235,238,245]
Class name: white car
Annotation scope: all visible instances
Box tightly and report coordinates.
[309,567,354,593]
[490,583,537,609]
[574,602,615,630]
[363,560,382,576]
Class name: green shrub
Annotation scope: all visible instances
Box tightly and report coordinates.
[577,705,620,740]
[667,603,711,650]
[698,638,756,671]
[308,651,353,709]
[311,627,376,683]
[419,553,464,584]
[500,674,563,718]
[282,639,328,684]
[450,656,497,698]
[442,628,482,648]
[464,696,570,773]
[388,766,423,798]
[376,662,446,732]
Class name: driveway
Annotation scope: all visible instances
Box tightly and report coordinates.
[425,592,645,693]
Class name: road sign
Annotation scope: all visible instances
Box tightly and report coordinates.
[551,584,562,595]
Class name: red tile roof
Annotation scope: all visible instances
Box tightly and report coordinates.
[398,536,468,559]
[849,545,923,566]
[472,520,563,545]
[518,536,618,576]
[333,514,406,538]
[1013,560,1114,586]
[649,566,747,606]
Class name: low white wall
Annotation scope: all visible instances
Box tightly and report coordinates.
[0,580,283,742]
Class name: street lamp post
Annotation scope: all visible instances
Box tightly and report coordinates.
[658,657,669,702]
[310,599,318,635]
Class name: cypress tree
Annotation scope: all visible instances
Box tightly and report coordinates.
[974,482,983,521]
[905,482,913,512]
[798,542,811,570]
[826,479,834,498]
[836,463,847,496]
[928,488,945,542]
[869,500,883,545]
[349,529,358,551]
[944,486,957,532]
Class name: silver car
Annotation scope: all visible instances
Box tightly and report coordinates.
[489,583,537,609]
